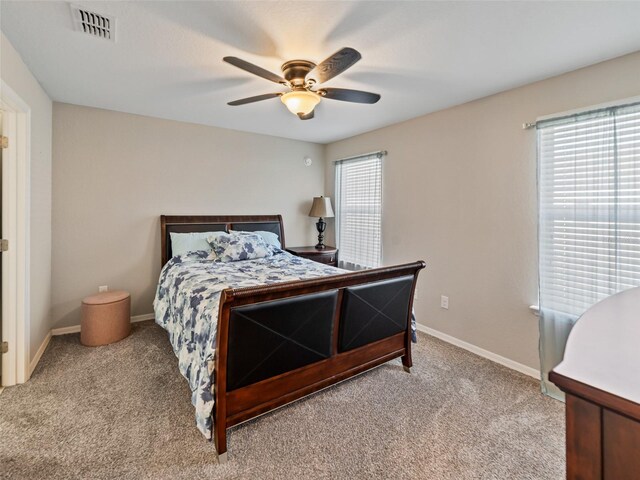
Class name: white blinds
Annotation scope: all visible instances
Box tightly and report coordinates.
[335,153,383,270]
[538,102,640,317]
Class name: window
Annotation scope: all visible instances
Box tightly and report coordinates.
[335,152,383,270]
[538,101,640,317]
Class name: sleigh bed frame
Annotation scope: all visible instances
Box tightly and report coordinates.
[160,215,425,463]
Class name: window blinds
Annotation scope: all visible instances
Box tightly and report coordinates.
[538,101,640,318]
[335,153,383,270]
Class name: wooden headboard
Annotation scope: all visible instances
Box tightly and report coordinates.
[160,215,286,266]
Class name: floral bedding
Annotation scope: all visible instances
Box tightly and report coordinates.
[206,231,274,262]
[154,249,417,439]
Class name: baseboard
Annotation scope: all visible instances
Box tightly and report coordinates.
[44,317,538,380]
[415,323,540,379]
[30,331,52,376]
[50,313,155,336]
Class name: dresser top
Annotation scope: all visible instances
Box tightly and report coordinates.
[553,286,640,404]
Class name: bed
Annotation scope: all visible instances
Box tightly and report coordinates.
[154,215,425,463]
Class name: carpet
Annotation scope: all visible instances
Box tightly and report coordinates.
[0,321,564,479]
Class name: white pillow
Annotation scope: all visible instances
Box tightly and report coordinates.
[170,231,226,257]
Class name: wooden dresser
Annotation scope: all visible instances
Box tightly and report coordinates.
[550,286,640,480]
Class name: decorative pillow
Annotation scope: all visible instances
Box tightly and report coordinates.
[170,231,226,257]
[207,232,274,262]
[230,230,281,249]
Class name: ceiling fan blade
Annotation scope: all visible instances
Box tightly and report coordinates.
[307,48,362,84]
[227,93,282,106]
[298,111,314,120]
[319,88,380,104]
[223,57,287,84]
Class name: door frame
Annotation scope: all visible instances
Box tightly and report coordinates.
[1,80,30,386]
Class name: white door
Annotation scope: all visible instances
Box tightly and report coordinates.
[1,83,31,386]
[0,110,4,385]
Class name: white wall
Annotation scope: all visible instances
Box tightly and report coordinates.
[52,103,325,328]
[325,51,640,371]
[0,31,53,363]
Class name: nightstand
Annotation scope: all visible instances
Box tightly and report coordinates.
[286,246,338,267]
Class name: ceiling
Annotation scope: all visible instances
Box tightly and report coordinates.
[2,1,640,144]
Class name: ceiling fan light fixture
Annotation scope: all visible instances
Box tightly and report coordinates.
[224,48,380,118]
[280,91,321,116]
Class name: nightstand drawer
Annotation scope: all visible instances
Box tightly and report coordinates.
[314,253,336,265]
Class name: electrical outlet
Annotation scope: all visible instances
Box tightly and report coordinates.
[440,295,449,309]
[98,285,108,293]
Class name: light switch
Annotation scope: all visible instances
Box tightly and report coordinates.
[441,295,449,309]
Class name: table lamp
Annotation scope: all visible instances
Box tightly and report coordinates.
[308,196,334,249]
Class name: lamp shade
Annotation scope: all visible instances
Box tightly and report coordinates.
[281,91,321,116]
[308,196,334,218]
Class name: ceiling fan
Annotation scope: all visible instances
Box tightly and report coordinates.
[223,47,381,120]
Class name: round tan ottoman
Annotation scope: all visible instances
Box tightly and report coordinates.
[81,290,131,346]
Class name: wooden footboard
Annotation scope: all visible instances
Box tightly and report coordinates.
[213,261,425,462]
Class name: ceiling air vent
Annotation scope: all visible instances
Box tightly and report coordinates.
[70,4,116,42]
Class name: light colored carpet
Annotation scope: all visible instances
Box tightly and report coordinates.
[0,321,564,479]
